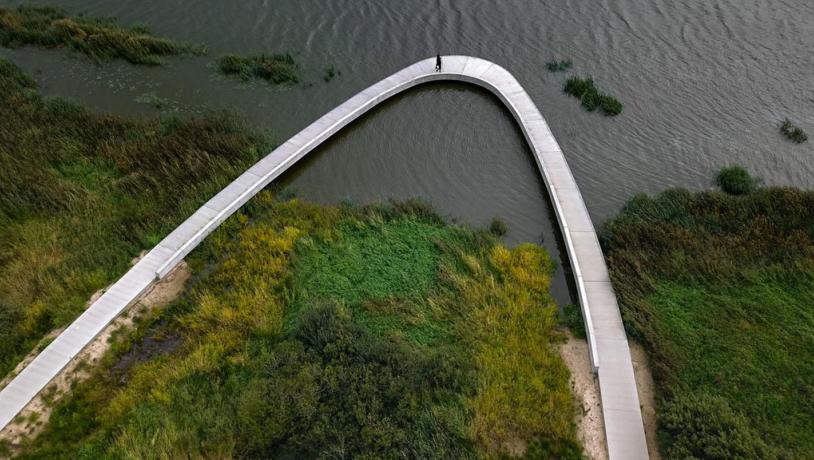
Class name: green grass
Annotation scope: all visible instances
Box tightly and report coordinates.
[0,58,268,380]
[716,165,759,195]
[218,53,300,84]
[16,197,582,459]
[563,76,623,116]
[600,168,814,459]
[545,59,572,72]
[0,5,195,65]
[780,118,807,144]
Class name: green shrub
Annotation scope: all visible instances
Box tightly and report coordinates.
[715,165,758,195]
[0,6,194,65]
[561,303,586,339]
[488,217,508,236]
[779,118,807,144]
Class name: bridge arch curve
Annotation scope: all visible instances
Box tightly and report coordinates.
[0,56,648,459]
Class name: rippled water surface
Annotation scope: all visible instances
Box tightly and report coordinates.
[2,0,812,303]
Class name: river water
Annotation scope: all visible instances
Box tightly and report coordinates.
[1,0,812,304]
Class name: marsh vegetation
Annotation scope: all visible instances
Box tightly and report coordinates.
[218,53,300,84]
[0,58,267,381]
[601,167,814,458]
[563,76,623,116]
[14,197,582,459]
[0,5,193,65]
[779,118,807,144]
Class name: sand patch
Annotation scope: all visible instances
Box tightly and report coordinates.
[559,332,607,460]
[630,341,660,459]
[0,259,190,454]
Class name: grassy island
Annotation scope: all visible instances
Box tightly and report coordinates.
[563,76,622,116]
[0,6,193,65]
[601,169,814,458]
[15,196,581,459]
[218,53,300,84]
[0,58,267,380]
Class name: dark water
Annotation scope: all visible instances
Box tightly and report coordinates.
[2,0,813,304]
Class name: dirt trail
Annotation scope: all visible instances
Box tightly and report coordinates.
[559,333,660,460]
[0,260,190,454]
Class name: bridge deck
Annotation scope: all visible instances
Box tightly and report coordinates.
[0,56,648,459]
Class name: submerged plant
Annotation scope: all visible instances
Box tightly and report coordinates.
[0,5,195,65]
[545,59,573,72]
[218,53,300,84]
[323,64,339,82]
[780,118,808,144]
[563,76,622,116]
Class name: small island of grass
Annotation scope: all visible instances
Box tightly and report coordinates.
[0,5,194,65]
[564,76,623,116]
[218,53,300,84]
[780,118,808,144]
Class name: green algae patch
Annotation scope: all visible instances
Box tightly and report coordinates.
[0,5,196,65]
[18,196,582,459]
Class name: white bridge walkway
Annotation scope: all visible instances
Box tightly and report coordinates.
[0,56,648,459]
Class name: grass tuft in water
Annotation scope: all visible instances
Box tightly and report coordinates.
[563,76,623,116]
[218,53,300,84]
[779,118,807,144]
[323,64,339,82]
[545,59,572,72]
[715,165,758,195]
[0,5,195,65]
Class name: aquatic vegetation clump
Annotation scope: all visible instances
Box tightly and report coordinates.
[601,168,814,458]
[715,165,758,195]
[0,59,267,379]
[218,53,300,84]
[545,59,572,72]
[0,5,194,65]
[564,76,623,116]
[780,118,807,144]
[18,196,582,458]
[323,64,339,82]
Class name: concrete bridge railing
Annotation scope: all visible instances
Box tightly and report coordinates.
[0,56,648,459]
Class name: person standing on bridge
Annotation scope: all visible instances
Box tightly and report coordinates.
[435,54,442,72]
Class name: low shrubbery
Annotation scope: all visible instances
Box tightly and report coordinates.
[218,53,300,84]
[0,59,267,379]
[601,167,814,458]
[780,118,807,144]
[17,196,582,458]
[564,76,623,116]
[0,5,193,65]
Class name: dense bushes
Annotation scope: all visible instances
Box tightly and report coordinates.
[218,53,300,84]
[18,197,581,458]
[601,169,814,458]
[0,6,192,65]
[0,59,267,379]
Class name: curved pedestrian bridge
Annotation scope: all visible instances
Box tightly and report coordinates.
[0,56,648,459]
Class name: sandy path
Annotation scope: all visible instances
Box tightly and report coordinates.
[559,333,660,460]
